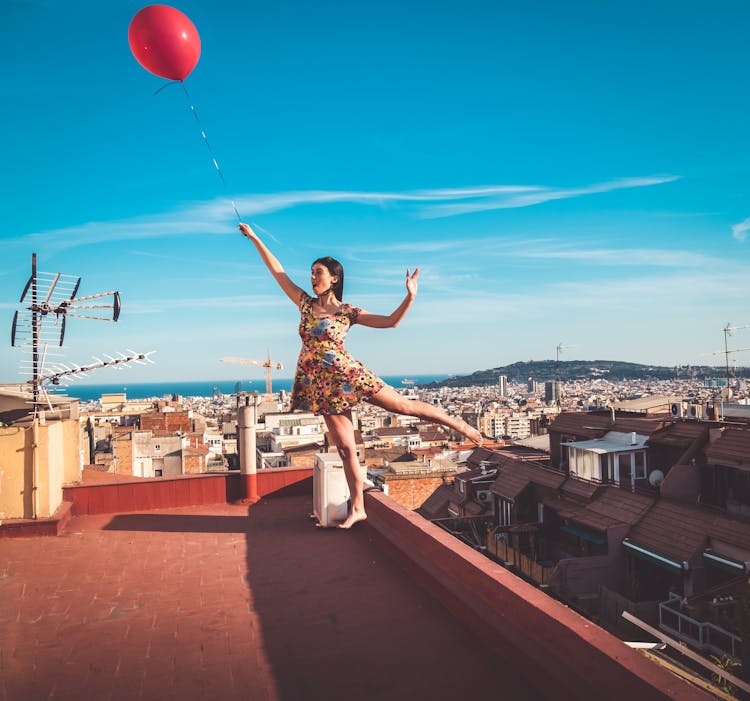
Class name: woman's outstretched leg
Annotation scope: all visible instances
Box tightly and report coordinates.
[366,385,482,445]
[323,412,367,529]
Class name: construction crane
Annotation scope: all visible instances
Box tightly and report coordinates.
[221,351,283,395]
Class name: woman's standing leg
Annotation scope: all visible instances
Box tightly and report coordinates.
[366,385,482,445]
[323,412,367,528]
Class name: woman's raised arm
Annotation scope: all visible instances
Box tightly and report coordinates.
[239,223,304,305]
[356,268,419,329]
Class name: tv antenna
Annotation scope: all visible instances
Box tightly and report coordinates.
[555,342,574,405]
[702,322,750,398]
[10,253,155,412]
[221,350,283,395]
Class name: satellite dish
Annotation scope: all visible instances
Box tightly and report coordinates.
[648,470,664,487]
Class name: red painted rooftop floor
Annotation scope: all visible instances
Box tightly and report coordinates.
[1,483,536,701]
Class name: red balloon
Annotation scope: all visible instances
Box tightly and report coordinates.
[128,5,201,81]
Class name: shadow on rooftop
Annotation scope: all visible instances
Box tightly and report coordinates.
[239,481,535,701]
[104,514,253,533]
[92,477,534,700]
[68,473,712,701]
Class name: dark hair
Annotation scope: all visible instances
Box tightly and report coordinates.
[313,256,345,300]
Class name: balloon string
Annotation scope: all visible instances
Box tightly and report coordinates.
[178,82,242,223]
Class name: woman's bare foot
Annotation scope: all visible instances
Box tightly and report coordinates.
[459,420,483,447]
[338,510,367,529]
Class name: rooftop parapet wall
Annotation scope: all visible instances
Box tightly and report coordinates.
[363,489,712,701]
[62,467,314,516]
[0,418,81,520]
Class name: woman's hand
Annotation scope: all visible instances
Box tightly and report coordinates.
[406,267,419,298]
[238,222,257,240]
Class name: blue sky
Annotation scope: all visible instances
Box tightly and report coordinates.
[3,0,750,386]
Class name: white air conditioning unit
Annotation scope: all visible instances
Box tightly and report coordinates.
[688,403,704,419]
[670,402,686,418]
[313,453,350,527]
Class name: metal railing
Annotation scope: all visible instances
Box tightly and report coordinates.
[659,593,743,661]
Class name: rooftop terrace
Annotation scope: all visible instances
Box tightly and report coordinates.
[1,470,714,701]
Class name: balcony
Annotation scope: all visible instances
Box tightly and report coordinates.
[486,529,556,586]
[0,468,713,700]
[660,593,744,662]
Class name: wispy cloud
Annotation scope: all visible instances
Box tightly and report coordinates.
[418,176,681,218]
[515,245,722,268]
[351,234,729,271]
[15,176,680,251]
[731,217,750,242]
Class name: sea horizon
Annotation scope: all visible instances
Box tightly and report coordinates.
[56,374,452,403]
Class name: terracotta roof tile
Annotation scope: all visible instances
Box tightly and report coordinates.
[626,500,717,562]
[587,486,655,525]
[491,459,566,500]
[648,422,707,446]
[705,427,750,471]
[556,501,619,532]
[561,478,601,501]
[418,483,454,518]
[708,516,750,549]
[373,426,418,437]
[466,447,501,467]
[456,467,497,482]
[550,412,667,439]
[548,487,655,532]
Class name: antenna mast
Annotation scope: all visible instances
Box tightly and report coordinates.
[11,253,153,413]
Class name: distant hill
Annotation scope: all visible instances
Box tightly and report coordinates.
[421,360,750,388]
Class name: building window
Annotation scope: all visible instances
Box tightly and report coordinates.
[155,469,163,477]
[634,451,647,479]
[618,453,632,485]
[501,499,512,526]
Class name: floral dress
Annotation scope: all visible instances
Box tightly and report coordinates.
[290,293,384,415]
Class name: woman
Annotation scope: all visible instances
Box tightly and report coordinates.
[239,222,483,528]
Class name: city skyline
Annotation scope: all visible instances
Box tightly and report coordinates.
[3,1,750,384]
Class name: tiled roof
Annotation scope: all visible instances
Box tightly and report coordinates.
[373,426,417,437]
[708,515,750,549]
[548,487,655,532]
[648,421,707,446]
[466,447,502,467]
[587,486,655,526]
[418,483,455,518]
[282,441,323,454]
[491,468,530,500]
[420,428,450,442]
[705,428,750,471]
[456,467,497,483]
[550,412,667,438]
[465,500,486,516]
[546,496,619,532]
[561,477,601,501]
[626,500,720,562]
[491,460,566,500]
[391,451,419,463]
